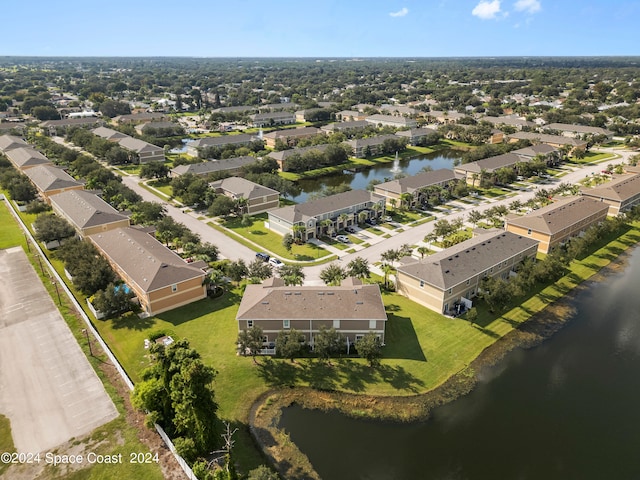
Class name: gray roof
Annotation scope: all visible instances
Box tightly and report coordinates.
[365,114,415,126]
[237,279,387,321]
[115,112,167,122]
[40,117,100,127]
[210,176,279,199]
[5,147,52,169]
[267,144,331,161]
[213,105,257,114]
[269,189,384,224]
[506,196,609,235]
[89,227,204,293]
[398,231,539,290]
[250,111,296,122]
[395,127,438,138]
[190,134,256,148]
[375,169,459,195]
[92,126,127,140]
[455,153,523,174]
[345,134,398,149]
[49,190,129,230]
[136,121,178,131]
[263,127,321,139]
[23,165,83,192]
[581,173,640,202]
[506,131,587,147]
[171,156,257,176]
[0,134,28,152]
[481,116,535,128]
[512,144,558,159]
[321,120,369,132]
[118,136,162,154]
[545,123,613,136]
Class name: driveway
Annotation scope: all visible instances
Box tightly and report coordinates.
[0,247,118,453]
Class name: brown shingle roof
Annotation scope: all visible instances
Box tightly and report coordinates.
[398,231,539,289]
[23,165,83,192]
[506,196,609,235]
[49,190,129,230]
[89,227,204,293]
[209,176,279,200]
[5,147,52,169]
[237,279,387,321]
[375,169,459,195]
[580,173,640,202]
[0,134,28,152]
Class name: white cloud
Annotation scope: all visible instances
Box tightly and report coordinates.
[472,0,502,20]
[389,7,409,17]
[514,0,541,14]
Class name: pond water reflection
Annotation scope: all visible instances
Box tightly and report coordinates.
[280,246,640,480]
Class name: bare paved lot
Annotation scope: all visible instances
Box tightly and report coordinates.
[0,247,118,453]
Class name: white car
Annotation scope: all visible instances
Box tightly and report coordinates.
[269,257,284,268]
[336,235,350,244]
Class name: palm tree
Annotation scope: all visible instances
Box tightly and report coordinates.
[371,202,383,219]
[338,213,349,230]
[467,209,483,227]
[292,224,306,243]
[380,263,395,290]
[346,257,370,279]
[357,211,368,225]
[479,168,489,188]
[451,217,464,232]
[204,268,226,295]
[471,173,480,188]
[400,192,413,211]
[234,197,248,216]
[320,219,333,236]
[380,248,400,266]
[279,264,305,286]
[424,232,438,249]
[417,246,430,259]
[389,198,398,211]
[319,263,347,286]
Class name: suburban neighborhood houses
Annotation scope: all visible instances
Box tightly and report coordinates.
[3,54,640,480]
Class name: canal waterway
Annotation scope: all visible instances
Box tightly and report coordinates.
[291,150,462,203]
[279,245,640,480]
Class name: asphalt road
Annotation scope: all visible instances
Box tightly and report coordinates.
[0,247,118,454]
[113,145,632,284]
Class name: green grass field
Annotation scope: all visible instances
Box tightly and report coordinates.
[212,215,330,262]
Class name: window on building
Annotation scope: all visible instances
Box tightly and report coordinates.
[527,228,532,235]
[247,320,253,328]
[466,279,470,286]
[420,280,425,287]
[333,319,340,329]
[448,288,452,294]
[369,319,376,329]
[283,319,290,329]
[355,334,364,341]
[171,284,178,292]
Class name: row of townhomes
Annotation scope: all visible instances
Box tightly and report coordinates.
[394,168,640,315]
[267,189,386,241]
[92,126,165,163]
[237,277,388,349]
[0,134,207,317]
[454,144,560,185]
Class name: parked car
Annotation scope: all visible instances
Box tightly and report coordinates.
[336,235,350,243]
[269,257,284,268]
[382,216,393,222]
[345,226,356,233]
[256,252,270,262]
[366,218,377,225]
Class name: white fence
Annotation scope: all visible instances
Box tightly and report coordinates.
[3,197,197,480]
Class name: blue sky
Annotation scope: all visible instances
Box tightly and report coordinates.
[3,0,639,57]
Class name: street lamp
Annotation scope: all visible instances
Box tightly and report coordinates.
[34,253,44,275]
[51,279,61,305]
[82,328,93,356]
[24,232,31,252]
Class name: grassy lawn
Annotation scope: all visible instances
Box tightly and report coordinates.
[568,151,616,164]
[0,200,28,249]
[388,210,425,224]
[0,414,15,476]
[148,179,173,197]
[211,215,331,262]
[364,226,384,235]
[1,199,164,480]
[115,164,142,176]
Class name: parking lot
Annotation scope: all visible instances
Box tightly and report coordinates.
[0,247,118,454]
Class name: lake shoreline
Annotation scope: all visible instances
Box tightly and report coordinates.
[249,245,636,480]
